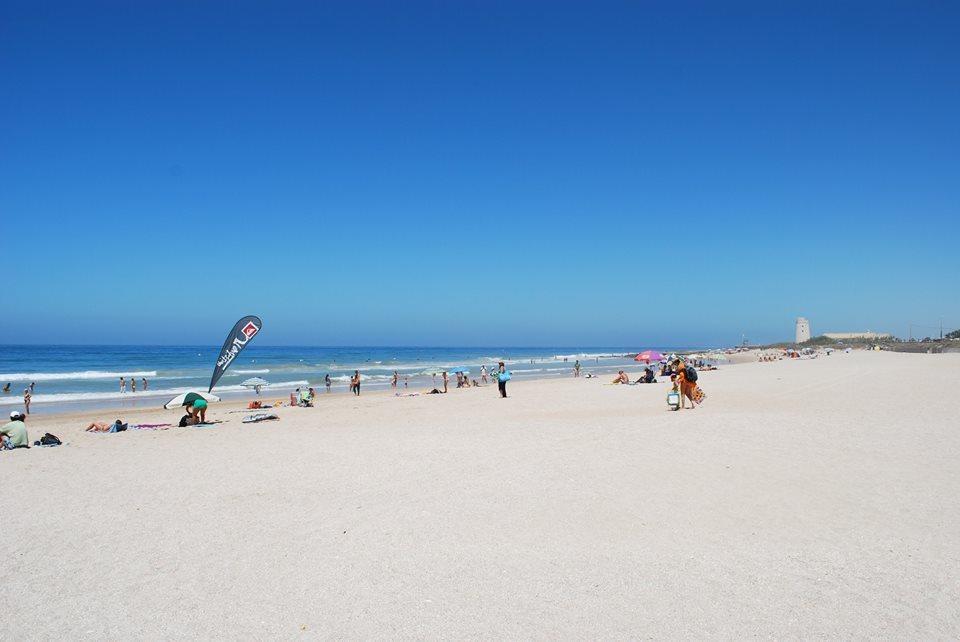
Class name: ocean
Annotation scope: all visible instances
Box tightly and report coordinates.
[0,345,696,414]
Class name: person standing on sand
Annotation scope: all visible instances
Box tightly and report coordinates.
[23,389,31,415]
[120,377,126,393]
[442,371,449,393]
[480,365,488,384]
[574,360,581,377]
[350,370,361,396]
[391,371,398,389]
[497,361,510,398]
[325,374,331,393]
[673,359,703,409]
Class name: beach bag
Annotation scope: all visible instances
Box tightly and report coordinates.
[40,432,61,446]
[685,366,698,382]
[667,391,680,410]
[499,371,511,382]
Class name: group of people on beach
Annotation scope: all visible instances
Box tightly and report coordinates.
[3,382,34,416]
[3,355,709,448]
[355,363,512,397]
[119,377,148,393]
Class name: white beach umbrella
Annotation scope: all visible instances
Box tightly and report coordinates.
[163,391,220,409]
[241,377,269,387]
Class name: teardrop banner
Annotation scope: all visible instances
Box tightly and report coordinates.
[208,316,263,392]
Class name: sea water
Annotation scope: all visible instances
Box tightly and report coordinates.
[0,345,697,414]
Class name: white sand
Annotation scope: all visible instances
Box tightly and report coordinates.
[2,351,958,638]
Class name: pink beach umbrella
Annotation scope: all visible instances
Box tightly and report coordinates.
[635,350,665,363]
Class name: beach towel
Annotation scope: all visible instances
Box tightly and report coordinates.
[130,423,172,430]
[242,413,279,424]
[692,386,706,404]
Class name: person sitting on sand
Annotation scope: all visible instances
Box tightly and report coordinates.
[611,371,630,385]
[1,411,29,450]
[635,368,656,384]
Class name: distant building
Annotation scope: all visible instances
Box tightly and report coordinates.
[796,317,811,343]
[823,331,891,341]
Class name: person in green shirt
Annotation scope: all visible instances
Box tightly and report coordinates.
[1,411,29,449]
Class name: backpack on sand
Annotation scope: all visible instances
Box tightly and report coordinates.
[39,433,62,446]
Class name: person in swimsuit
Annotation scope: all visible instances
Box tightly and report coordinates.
[442,371,449,393]
[350,371,361,396]
[23,389,31,415]
[191,397,208,422]
[325,374,331,392]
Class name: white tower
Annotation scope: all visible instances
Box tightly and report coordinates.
[796,317,811,343]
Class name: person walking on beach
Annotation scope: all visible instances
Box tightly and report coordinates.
[673,359,703,409]
[23,388,31,415]
[442,371,449,393]
[350,370,361,396]
[480,365,488,384]
[325,374,331,393]
[142,377,148,391]
[120,377,126,393]
[574,360,581,377]
[496,362,510,398]
[391,371,399,389]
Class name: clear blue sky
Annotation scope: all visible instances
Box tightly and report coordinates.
[2,1,958,346]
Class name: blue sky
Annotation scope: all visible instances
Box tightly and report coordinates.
[2,1,958,346]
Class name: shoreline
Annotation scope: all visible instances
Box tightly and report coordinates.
[1,351,726,418]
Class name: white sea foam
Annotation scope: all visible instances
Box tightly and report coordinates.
[0,370,158,382]
[551,353,631,360]
[233,369,271,374]
[0,380,310,405]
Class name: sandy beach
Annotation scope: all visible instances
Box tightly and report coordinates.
[2,350,958,638]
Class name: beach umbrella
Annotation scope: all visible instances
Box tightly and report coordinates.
[635,350,665,362]
[705,352,729,362]
[163,391,220,409]
[241,377,269,387]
